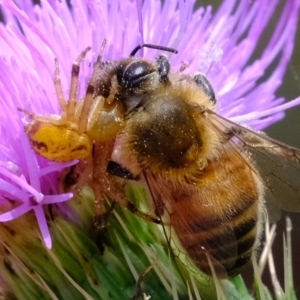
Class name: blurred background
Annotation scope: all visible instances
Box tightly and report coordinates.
[198,0,300,296]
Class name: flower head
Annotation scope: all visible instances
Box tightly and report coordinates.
[0,132,75,248]
[0,0,299,298]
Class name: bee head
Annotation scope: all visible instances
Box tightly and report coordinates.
[113,44,177,112]
[117,59,159,91]
[115,55,170,112]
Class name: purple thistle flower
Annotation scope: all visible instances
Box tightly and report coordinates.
[0,130,74,249]
[0,0,299,253]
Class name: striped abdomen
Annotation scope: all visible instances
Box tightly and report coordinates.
[168,151,263,278]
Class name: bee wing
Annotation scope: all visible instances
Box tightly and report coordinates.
[206,110,300,221]
[143,171,238,278]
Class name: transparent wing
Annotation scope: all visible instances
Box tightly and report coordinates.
[206,110,300,221]
[143,171,238,278]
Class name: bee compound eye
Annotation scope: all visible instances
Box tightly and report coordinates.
[193,73,216,104]
[156,55,170,82]
[117,61,155,89]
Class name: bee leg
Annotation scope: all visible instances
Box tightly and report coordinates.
[93,187,162,232]
[93,184,162,232]
[111,177,162,224]
[193,73,216,104]
[91,139,156,230]
[118,196,162,224]
[107,160,140,180]
[92,143,162,231]
[106,162,162,224]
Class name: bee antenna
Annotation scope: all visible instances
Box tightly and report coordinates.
[130,44,178,57]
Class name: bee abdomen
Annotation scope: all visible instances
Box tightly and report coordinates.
[173,194,260,278]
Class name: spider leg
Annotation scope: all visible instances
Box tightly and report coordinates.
[92,141,161,230]
[66,46,91,122]
[107,183,161,224]
[93,139,116,218]
[77,84,95,134]
[77,41,108,134]
[54,59,67,115]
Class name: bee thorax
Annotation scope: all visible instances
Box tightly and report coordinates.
[124,95,203,173]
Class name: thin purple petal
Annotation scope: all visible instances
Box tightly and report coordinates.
[0,202,32,221]
[43,193,73,205]
[34,206,52,249]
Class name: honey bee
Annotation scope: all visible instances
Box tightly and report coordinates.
[23,43,300,278]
